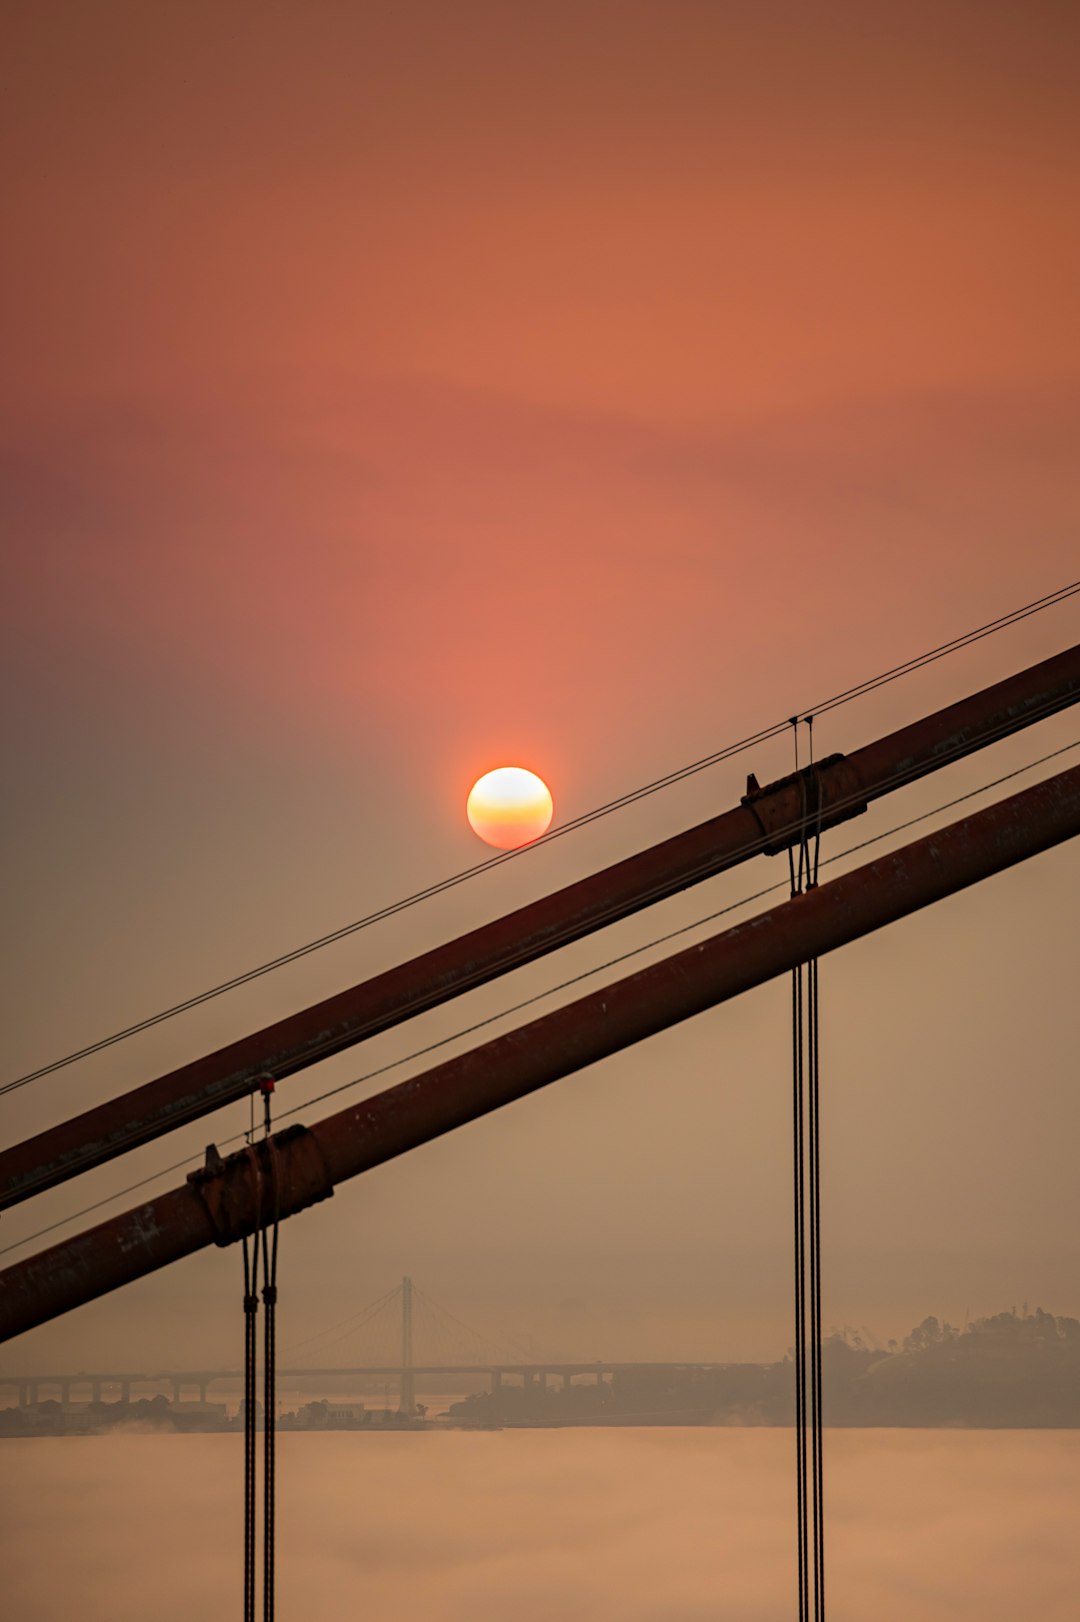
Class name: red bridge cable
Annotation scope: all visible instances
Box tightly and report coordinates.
[4,580,1076,1098]
[4,677,1070,1213]
[3,760,1079,1346]
[281,1284,399,1358]
[1,735,1077,1264]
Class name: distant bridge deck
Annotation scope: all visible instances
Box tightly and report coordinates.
[0,1361,756,1402]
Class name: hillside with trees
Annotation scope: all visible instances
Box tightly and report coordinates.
[449,1307,1080,1428]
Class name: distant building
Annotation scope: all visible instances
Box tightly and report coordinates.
[292,1399,367,1428]
[324,1402,366,1424]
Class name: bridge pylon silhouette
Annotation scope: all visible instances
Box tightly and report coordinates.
[400,1275,414,1418]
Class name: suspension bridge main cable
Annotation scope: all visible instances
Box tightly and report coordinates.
[7,680,1076,1210]
[2,732,1078,1264]
[280,1283,400,1358]
[4,581,1077,1102]
[248,735,1080,1128]
[413,1282,534,1364]
[284,1290,404,1362]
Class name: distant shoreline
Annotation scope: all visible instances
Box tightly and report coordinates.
[7,1416,1080,1439]
[8,1307,1079,1437]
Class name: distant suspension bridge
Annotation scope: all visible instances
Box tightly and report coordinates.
[0,1276,744,1414]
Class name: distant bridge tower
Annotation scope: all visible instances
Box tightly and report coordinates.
[399,1275,415,1417]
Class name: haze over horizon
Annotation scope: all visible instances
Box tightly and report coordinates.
[2,0,1079,1385]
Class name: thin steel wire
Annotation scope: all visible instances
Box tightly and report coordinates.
[3,735,1077,1264]
[6,580,1076,1099]
[6,685,1078,1211]
[280,1285,399,1357]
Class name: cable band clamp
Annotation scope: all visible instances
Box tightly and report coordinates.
[741,753,868,855]
[187,1126,334,1247]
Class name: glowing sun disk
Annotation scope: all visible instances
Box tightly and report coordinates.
[467,767,554,849]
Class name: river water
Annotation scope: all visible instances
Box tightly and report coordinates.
[3,1428,1078,1620]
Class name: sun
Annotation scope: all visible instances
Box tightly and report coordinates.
[467,767,554,849]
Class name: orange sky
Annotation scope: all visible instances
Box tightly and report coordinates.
[3,2,1077,772]
[1,1,1079,1369]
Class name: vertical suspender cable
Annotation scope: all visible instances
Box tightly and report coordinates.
[788,751,809,1622]
[807,718,825,1622]
[242,1196,259,1622]
[242,1085,279,1622]
[791,717,826,1621]
[260,1083,280,1622]
[792,962,809,1621]
[804,953,820,1615]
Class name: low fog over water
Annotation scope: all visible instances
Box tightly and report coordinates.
[4,1429,1079,1621]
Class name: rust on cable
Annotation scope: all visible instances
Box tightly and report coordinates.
[186,1127,334,1248]
[741,754,868,855]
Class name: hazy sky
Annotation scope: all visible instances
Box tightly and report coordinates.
[1,1,1079,1372]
